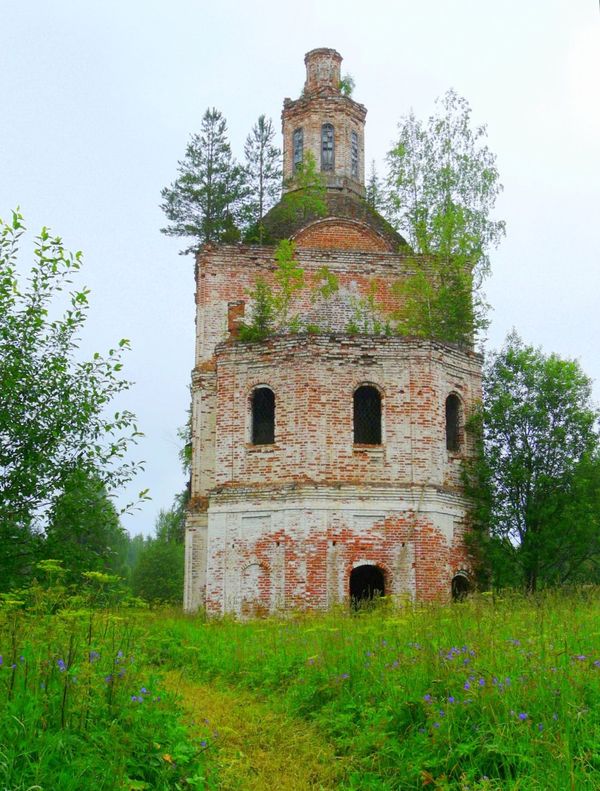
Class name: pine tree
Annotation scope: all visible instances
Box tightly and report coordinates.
[242,115,282,241]
[366,160,385,212]
[160,107,246,253]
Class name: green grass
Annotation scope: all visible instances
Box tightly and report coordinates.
[2,586,600,789]
[0,582,216,790]
[155,590,600,790]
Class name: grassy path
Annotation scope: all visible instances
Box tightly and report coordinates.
[164,672,347,790]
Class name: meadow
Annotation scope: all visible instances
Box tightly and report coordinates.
[1,574,600,790]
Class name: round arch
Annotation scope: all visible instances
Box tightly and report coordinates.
[249,385,276,445]
[349,564,385,607]
[353,383,383,445]
[451,570,470,601]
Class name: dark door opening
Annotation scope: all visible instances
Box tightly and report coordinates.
[350,564,385,607]
[451,573,470,601]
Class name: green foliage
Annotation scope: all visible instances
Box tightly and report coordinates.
[237,277,275,342]
[311,265,339,302]
[278,151,328,224]
[43,467,128,586]
[0,584,215,789]
[348,280,386,335]
[386,90,505,344]
[365,159,385,212]
[160,107,246,253]
[241,115,282,242]
[132,540,184,604]
[338,73,355,97]
[239,240,306,340]
[465,331,600,591]
[272,239,304,328]
[156,590,600,790]
[391,255,486,343]
[0,212,143,591]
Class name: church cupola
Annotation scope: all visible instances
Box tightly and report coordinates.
[282,48,367,198]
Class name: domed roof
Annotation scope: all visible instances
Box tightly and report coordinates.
[260,192,408,251]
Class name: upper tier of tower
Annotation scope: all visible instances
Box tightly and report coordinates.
[282,48,367,198]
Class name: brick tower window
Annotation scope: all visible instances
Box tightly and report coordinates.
[293,128,303,172]
[321,123,334,171]
[353,385,382,445]
[446,393,461,452]
[351,130,358,178]
[251,387,275,445]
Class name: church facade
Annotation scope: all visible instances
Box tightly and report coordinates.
[183,49,480,616]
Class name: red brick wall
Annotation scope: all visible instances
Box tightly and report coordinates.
[293,219,392,251]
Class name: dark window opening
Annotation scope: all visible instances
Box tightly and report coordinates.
[350,565,385,608]
[446,394,461,452]
[293,128,303,172]
[321,123,334,171]
[452,573,470,601]
[354,385,382,444]
[251,387,275,445]
[351,130,359,178]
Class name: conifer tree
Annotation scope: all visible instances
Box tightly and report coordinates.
[160,107,246,253]
[242,115,282,241]
[366,160,385,213]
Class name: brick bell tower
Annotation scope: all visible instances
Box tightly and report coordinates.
[184,49,481,616]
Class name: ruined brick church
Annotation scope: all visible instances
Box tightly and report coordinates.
[183,48,481,616]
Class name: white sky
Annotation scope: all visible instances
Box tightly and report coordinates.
[1,1,599,536]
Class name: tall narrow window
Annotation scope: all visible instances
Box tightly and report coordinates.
[251,387,275,445]
[351,130,359,178]
[353,386,382,445]
[321,123,334,171]
[445,394,461,452]
[293,128,303,172]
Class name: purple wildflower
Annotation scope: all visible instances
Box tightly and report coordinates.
[433,722,440,728]
[57,659,66,672]
[478,678,485,687]
[200,740,207,748]
[538,723,543,732]
[518,712,528,721]
[448,696,455,704]
[340,673,349,680]
[140,687,148,694]
[423,694,431,702]
[0,656,3,666]
[464,681,471,690]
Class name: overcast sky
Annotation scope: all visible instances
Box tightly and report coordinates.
[1,1,598,536]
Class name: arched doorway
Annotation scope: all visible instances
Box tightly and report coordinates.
[451,572,470,601]
[350,564,385,607]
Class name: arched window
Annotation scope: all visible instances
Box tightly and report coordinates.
[251,387,275,445]
[350,130,359,178]
[445,393,461,452]
[321,123,334,171]
[293,128,303,172]
[353,385,382,445]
